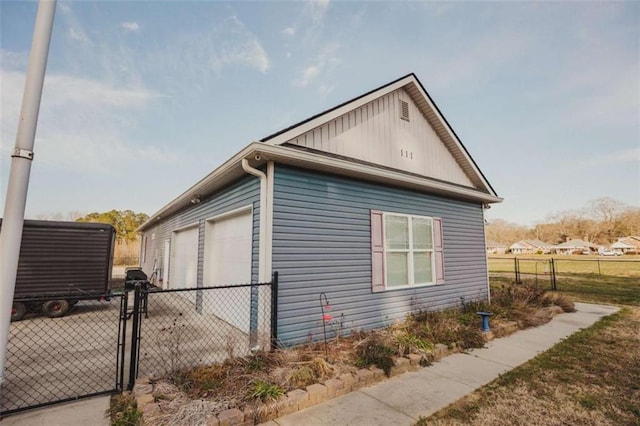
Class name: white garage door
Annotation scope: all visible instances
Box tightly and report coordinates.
[203,209,253,332]
[170,226,199,291]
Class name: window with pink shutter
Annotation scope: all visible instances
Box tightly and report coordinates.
[371,210,445,291]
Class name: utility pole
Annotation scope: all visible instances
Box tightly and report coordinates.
[0,0,56,385]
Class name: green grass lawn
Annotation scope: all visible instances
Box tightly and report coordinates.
[489,254,640,277]
[490,275,640,306]
[425,307,640,425]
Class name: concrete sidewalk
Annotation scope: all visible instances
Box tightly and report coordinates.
[0,395,110,426]
[268,302,619,426]
[0,302,618,426]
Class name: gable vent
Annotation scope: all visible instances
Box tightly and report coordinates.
[400,100,410,121]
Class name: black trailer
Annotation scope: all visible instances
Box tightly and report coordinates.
[0,219,116,321]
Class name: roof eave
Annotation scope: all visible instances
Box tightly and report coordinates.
[138,143,502,233]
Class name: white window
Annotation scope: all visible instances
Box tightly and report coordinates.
[384,213,435,287]
[371,210,444,292]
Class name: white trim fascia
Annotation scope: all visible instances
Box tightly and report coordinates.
[409,81,496,197]
[138,144,257,232]
[139,141,502,233]
[256,144,503,204]
[261,77,413,147]
[262,74,497,198]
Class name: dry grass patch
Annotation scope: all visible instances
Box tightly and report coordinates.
[426,307,640,425]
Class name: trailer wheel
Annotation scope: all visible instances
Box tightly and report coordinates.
[42,300,70,318]
[11,303,27,322]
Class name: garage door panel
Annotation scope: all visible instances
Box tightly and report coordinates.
[204,210,253,332]
[170,226,199,294]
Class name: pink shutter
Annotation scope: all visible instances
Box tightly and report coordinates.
[433,217,445,284]
[371,210,385,292]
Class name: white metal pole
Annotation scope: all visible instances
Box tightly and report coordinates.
[0,0,56,385]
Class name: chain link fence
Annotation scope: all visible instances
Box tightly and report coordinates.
[489,256,640,305]
[1,293,126,415]
[130,277,276,383]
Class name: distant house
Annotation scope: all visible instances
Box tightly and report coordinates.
[554,239,598,255]
[509,239,553,254]
[137,73,502,346]
[610,236,640,254]
[486,241,507,254]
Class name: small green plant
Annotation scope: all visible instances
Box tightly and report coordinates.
[356,335,395,376]
[249,380,284,402]
[246,354,266,372]
[108,393,142,426]
[395,332,433,356]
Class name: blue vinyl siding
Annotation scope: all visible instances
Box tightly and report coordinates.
[272,165,488,346]
[140,176,260,286]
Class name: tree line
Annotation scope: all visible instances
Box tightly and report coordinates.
[36,209,149,244]
[487,197,640,245]
[75,210,149,243]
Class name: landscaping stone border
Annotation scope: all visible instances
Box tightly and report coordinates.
[132,317,535,425]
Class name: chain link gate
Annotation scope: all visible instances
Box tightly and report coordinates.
[124,272,278,390]
[1,272,278,416]
[514,257,557,290]
[1,292,129,416]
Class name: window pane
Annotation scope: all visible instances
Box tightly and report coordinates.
[386,253,408,287]
[414,252,433,284]
[385,215,409,250]
[412,218,433,250]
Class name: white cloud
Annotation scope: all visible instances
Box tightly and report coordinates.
[295,65,320,87]
[309,0,330,24]
[293,43,340,88]
[574,148,640,170]
[0,49,28,69]
[68,27,89,43]
[0,69,178,175]
[121,22,140,33]
[214,38,270,74]
[282,26,296,36]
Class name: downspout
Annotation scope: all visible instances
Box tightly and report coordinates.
[482,203,491,304]
[242,158,267,282]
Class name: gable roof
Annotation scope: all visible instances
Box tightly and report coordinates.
[555,239,596,249]
[261,73,497,197]
[616,236,640,248]
[138,74,502,232]
[509,239,553,250]
[486,240,507,248]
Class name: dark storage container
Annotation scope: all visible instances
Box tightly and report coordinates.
[0,219,116,320]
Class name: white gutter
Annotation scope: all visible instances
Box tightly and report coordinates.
[241,158,268,282]
[138,142,502,233]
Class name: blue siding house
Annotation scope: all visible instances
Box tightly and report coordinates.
[138,74,502,346]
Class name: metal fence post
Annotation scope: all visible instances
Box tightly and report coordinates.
[127,283,142,390]
[117,292,129,391]
[514,257,520,284]
[270,271,279,350]
[550,258,557,291]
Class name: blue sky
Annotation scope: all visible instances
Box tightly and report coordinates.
[1,1,638,226]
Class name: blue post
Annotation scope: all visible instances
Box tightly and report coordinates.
[477,311,492,332]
